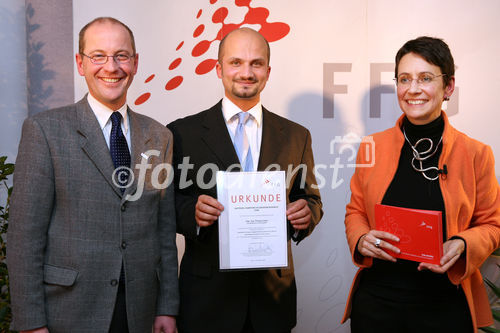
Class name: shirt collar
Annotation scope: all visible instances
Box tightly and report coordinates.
[87,94,129,134]
[221,97,262,127]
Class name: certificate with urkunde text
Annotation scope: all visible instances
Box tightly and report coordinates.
[216,170,288,270]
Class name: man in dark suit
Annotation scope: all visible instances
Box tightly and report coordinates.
[7,17,178,333]
[167,28,323,333]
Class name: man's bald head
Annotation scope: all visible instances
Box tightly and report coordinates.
[217,28,270,64]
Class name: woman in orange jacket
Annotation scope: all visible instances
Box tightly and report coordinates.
[342,36,500,332]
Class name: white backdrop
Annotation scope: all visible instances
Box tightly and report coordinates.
[73,1,500,331]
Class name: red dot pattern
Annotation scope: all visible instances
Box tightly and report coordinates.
[169,58,182,70]
[134,92,151,105]
[196,59,218,75]
[193,24,205,37]
[165,76,183,91]
[134,0,290,105]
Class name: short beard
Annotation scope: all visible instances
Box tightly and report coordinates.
[232,85,258,99]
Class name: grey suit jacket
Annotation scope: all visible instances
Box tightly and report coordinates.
[7,97,179,333]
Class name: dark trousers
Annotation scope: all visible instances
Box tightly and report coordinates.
[241,310,291,333]
[350,284,473,333]
[109,267,129,333]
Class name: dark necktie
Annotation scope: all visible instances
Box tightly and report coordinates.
[109,112,130,319]
[110,112,131,192]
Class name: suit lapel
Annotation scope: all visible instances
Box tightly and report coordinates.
[76,98,123,197]
[258,108,285,171]
[125,109,151,200]
[201,101,241,170]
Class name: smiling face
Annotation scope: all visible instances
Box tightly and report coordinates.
[216,28,271,111]
[396,52,454,125]
[76,21,138,110]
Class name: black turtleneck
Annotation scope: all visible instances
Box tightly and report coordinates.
[361,114,458,300]
[383,114,446,230]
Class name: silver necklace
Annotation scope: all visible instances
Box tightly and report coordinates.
[403,128,443,181]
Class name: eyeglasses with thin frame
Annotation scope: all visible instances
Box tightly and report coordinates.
[81,53,135,65]
[394,73,446,87]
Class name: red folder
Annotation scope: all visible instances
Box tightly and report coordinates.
[375,204,443,265]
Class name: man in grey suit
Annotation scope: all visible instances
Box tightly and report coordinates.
[168,28,323,333]
[7,17,178,333]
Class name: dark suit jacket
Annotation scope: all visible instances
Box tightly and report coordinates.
[7,97,179,333]
[167,101,322,333]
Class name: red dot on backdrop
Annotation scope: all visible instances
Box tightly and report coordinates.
[193,24,205,38]
[195,59,218,75]
[169,58,182,70]
[165,76,183,91]
[196,9,202,18]
[144,74,155,83]
[235,0,251,7]
[259,22,290,42]
[210,0,217,4]
[212,7,228,23]
[192,40,211,57]
[176,41,184,51]
[244,7,269,24]
[134,92,151,105]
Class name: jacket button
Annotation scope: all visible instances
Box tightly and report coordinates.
[110,279,118,286]
[121,203,127,212]
[121,241,127,249]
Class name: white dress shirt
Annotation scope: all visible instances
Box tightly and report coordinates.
[87,94,131,150]
[195,98,264,235]
[221,97,262,170]
[221,98,298,236]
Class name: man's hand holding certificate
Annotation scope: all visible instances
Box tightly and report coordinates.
[216,171,288,270]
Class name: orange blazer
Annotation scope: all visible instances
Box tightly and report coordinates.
[342,112,500,331]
